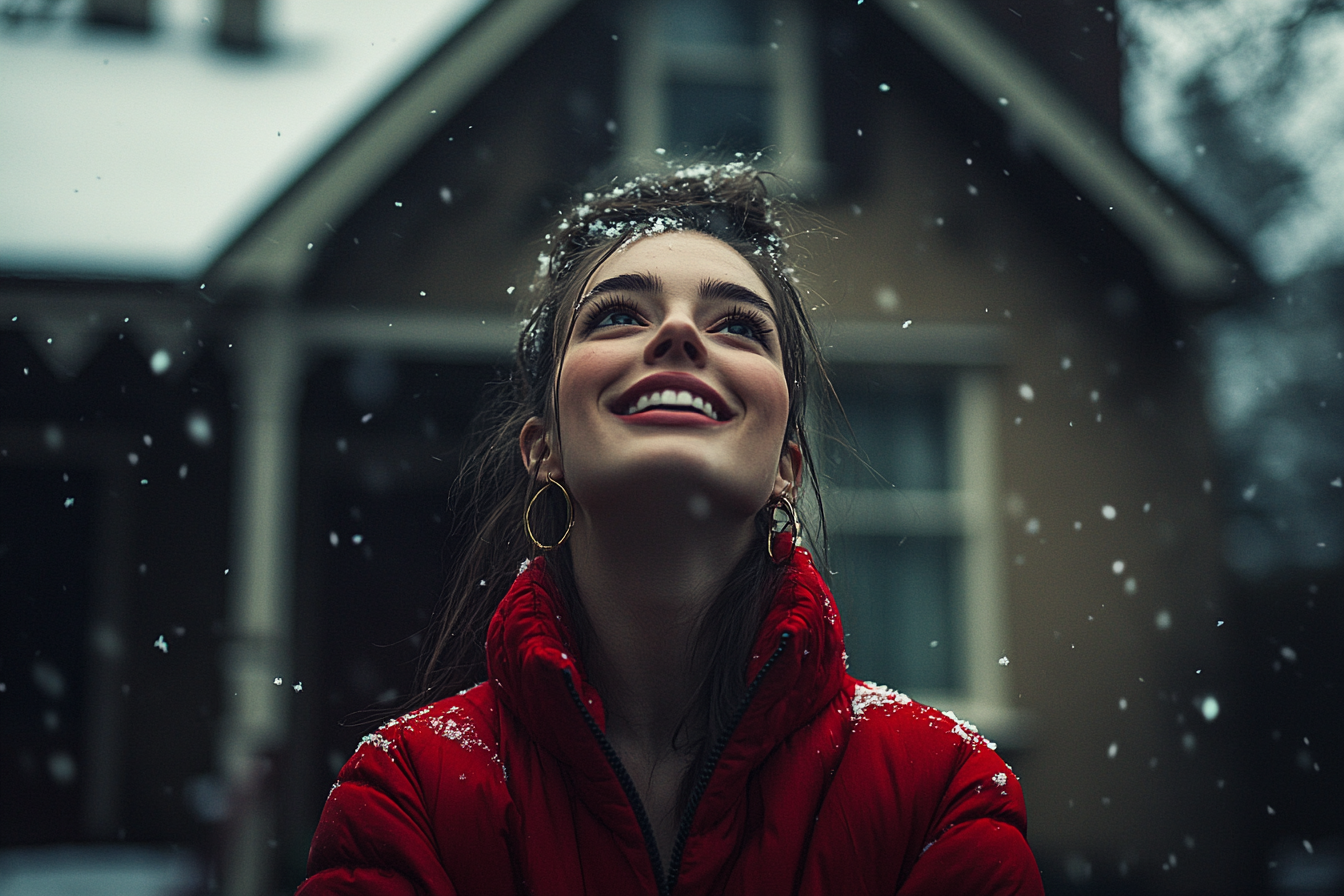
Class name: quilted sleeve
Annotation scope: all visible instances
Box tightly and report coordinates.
[296,730,458,896]
[896,719,1043,896]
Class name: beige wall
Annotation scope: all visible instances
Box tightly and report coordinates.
[802,83,1243,889]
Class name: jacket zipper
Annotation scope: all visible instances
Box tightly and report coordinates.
[564,669,670,895]
[564,631,792,896]
[665,631,790,893]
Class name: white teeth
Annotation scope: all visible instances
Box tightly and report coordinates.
[625,389,719,420]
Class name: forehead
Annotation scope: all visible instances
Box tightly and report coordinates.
[584,230,772,302]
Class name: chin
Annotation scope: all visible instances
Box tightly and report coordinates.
[569,455,771,523]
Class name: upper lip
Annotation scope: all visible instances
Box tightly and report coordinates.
[611,372,733,421]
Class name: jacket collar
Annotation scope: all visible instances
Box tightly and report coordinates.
[484,547,848,787]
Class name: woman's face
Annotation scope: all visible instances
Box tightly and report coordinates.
[530,230,798,523]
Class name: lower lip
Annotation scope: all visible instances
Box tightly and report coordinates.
[617,410,727,427]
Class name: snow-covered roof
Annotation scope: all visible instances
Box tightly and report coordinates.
[0,0,488,280]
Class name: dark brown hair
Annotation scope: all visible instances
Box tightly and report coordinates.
[415,164,831,751]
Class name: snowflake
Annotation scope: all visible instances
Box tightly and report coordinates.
[941,709,998,751]
[359,732,395,755]
[851,681,910,718]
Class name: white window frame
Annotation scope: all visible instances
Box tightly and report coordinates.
[820,320,1024,744]
[619,0,823,185]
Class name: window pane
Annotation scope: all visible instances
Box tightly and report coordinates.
[658,0,761,46]
[666,81,767,157]
[828,534,962,693]
[828,371,950,490]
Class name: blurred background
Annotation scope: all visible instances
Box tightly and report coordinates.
[1,0,1340,893]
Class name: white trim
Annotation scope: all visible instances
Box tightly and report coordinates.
[210,0,581,301]
[828,488,965,535]
[823,323,1026,746]
[619,0,664,164]
[823,320,1008,366]
[770,0,824,185]
[957,369,1009,715]
[0,292,520,368]
[875,0,1237,298]
[618,0,822,185]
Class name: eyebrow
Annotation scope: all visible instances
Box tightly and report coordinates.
[583,272,777,323]
[584,272,662,301]
[699,278,778,323]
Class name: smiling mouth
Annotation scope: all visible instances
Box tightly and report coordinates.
[622,389,720,421]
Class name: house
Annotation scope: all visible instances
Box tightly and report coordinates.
[1,0,1260,892]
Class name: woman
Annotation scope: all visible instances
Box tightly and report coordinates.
[298,164,1043,895]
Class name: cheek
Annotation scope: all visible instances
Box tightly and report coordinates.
[747,363,792,434]
[552,346,613,429]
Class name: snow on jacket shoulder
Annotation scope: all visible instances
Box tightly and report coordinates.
[298,550,1043,896]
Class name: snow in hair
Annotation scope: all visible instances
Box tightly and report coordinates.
[518,162,796,381]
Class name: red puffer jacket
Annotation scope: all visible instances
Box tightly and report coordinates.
[298,549,1043,895]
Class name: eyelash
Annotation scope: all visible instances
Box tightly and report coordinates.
[715,305,774,343]
[580,297,774,343]
[581,296,642,333]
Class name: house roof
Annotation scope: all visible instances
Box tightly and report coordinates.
[0,0,488,281]
[875,0,1239,298]
[2,0,1240,300]
[212,0,1240,303]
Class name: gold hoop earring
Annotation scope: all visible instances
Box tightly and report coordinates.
[765,494,798,564]
[525,477,574,552]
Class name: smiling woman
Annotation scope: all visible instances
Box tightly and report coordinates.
[536,231,795,537]
[296,164,1044,895]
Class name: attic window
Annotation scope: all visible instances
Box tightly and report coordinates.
[620,0,821,184]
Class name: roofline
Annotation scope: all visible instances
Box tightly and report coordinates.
[210,0,1243,302]
[206,0,580,303]
[876,0,1242,299]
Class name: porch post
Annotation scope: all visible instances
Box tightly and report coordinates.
[220,308,302,896]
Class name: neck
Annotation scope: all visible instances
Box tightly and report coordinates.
[567,499,756,761]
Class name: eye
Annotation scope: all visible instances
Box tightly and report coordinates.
[596,307,640,328]
[713,307,773,343]
[581,297,644,333]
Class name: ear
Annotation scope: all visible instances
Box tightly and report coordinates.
[774,440,803,499]
[520,416,564,480]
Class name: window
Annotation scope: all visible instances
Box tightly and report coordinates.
[819,321,1020,740]
[620,0,821,183]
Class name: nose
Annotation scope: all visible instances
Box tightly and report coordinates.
[645,313,706,366]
